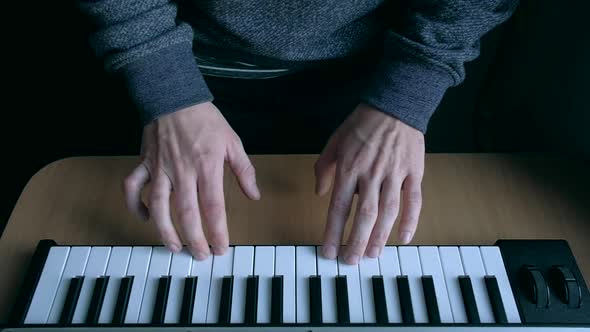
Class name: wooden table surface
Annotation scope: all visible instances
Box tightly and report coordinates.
[1,153,589,323]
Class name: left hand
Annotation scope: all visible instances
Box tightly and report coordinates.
[315,103,425,264]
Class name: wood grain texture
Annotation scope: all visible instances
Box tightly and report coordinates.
[1,153,589,322]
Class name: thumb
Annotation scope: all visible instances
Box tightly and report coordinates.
[314,137,338,196]
[227,141,261,200]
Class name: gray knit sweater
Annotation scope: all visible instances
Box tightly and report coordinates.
[78,0,519,133]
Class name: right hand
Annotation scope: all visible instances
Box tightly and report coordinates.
[123,102,261,260]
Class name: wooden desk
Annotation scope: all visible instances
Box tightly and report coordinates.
[1,154,589,323]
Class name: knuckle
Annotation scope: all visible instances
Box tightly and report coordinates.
[330,198,350,215]
[371,230,391,246]
[201,200,225,219]
[207,227,228,246]
[381,198,400,213]
[148,191,167,208]
[176,204,197,223]
[357,204,378,220]
[237,163,256,178]
[406,190,422,205]
[347,237,368,254]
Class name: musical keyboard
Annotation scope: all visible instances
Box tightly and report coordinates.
[3,239,589,331]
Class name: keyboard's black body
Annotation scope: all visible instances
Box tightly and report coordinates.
[2,239,589,331]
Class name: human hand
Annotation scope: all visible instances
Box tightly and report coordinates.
[123,102,261,259]
[315,103,425,264]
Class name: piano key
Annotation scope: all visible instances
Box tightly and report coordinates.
[459,246,495,323]
[459,276,480,323]
[180,277,197,325]
[231,246,254,323]
[98,247,131,324]
[309,276,323,324]
[479,246,521,323]
[296,246,317,323]
[335,275,350,324]
[378,246,402,323]
[164,249,193,324]
[111,276,134,325]
[397,276,415,323]
[485,276,508,324]
[152,276,171,324]
[275,246,295,323]
[419,246,453,323]
[271,276,284,324]
[439,247,468,323]
[371,276,388,324]
[422,276,441,323]
[59,276,85,325]
[206,247,234,323]
[398,246,428,323]
[46,247,91,324]
[254,246,274,323]
[190,253,213,323]
[72,246,111,324]
[316,248,338,323]
[359,256,380,323]
[85,276,109,324]
[218,276,234,324]
[23,246,70,324]
[138,247,172,323]
[244,276,259,324]
[124,246,152,324]
[338,258,363,323]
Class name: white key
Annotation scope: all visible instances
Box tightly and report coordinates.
[98,247,132,324]
[24,246,70,324]
[190,253,213,323]
[124,247,152,324]
[379,246,402,323]
[206,247,234,323]
[419,246,453,323]
[480,246,521,323]
[164,249,193,323]
[295,246,316,323]
[72,247,111,323]
[316,248,338,323]
[398,246,428,323]
[231,246,254,323]
[46,247,91,324]
[138,247,172,323]
[460,246,495,323]
[254,246,274,323]
[338,256,363,323]
[359,256,380,323]
[275,246,295,323]
[439,246,467,323]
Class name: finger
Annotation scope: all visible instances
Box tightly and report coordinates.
[366,176,402,258]
[343,178,380,264]
[123,163,150,221]
[314,137,338,196]
[173,178,211,260]
[148,173,182,252]
[227,140,261,200]
[198,159,229,255]
[320,166,357,260]
[398,174,423,244]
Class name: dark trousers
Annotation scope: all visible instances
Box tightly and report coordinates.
[202,57,379,154]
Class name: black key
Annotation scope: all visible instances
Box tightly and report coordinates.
[152,276,172,324]
[372,276,388,324]
[459,276,480,323]
[218,276,234,324]
[271,276,283,324]
[335,275,350,324]
[422,276,441,323]
[397,276,415,323]
[485,276,508,323]
[309,276,323,324]
[59,276,85,325]
[180,277,198,325]
[86,276,110,324]
[244,276,259,324]
[112,276,134,325]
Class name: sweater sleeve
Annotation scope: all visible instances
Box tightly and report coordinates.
[78,0,213,125]
[359,0,519,133]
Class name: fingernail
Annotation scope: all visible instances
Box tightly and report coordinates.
[322,245,337,259]
[166,243,180,252]
[400,231,412,244]
[195,251,209,261]
[253,184,261,200]
[346,253,360,265]
[366,245,381,258]
[211,246,226,255]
